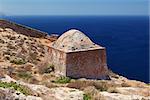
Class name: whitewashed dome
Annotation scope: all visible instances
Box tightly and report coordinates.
[50,29,103,52]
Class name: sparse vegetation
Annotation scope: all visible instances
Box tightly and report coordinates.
[67,80,109,91]
[10,58,26,65]
[83,94,91,100]
[37,60,54,74]
[28,77,39,84]
[94,81,109,91]
[17,71,32,80]
[28,51,38,64]
[83,86,105,100]
[53,76,71,84]
[0,81,31,95]
[41,81,57,88]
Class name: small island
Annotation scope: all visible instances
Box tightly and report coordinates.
[0,19,149,100]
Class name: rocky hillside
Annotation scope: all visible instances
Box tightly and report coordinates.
[0,23,149,100]
[0,19,47,37]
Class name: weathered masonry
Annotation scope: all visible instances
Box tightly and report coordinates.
[49,29,108,79]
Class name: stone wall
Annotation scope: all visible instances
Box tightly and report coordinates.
[66,48,108,79]
[49,46,108,79]
[0,19,48,38]
[48,47,67,76]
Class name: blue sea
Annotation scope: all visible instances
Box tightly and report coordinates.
[2,16,149,83]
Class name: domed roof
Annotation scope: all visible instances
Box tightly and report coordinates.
[50,29,104,52]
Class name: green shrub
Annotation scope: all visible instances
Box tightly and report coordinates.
[83,94,91,100]
[0,81,30,95]
[17,71,32,80]
[53,76,71,84]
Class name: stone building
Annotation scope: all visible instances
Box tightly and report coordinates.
[0,20,108,79]
[49,29,108,79]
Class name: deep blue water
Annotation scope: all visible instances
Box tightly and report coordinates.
[1,16,149,83]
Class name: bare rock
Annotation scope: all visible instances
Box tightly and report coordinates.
[0,28,4,32]
[0,88,42,100]
[116,87,150,97]
[49,87,84,100]
[100,91,150,100]
[4,28,14,33]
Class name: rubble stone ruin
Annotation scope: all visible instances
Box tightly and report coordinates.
[49,29,108,79]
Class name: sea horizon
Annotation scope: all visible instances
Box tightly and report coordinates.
[0,15,149,17]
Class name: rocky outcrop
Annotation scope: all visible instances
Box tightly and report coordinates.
[100,92,149,100]
[115,87,150,97]
[0,27,55,85]
[0,75,84,100]
[1,74,149,100]
[0,88,42,100]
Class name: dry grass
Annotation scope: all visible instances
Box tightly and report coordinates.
[67,80,114,92]
[83,86,106,100]
[67,80,95,90]
[36,57,54,74]
[0,89,6,99]
[28,77,40,84]
[17,71,32,81]
[121,82,131,87]
[40,81,57,89]
[107,87,119,93]
[94,81,109,91]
